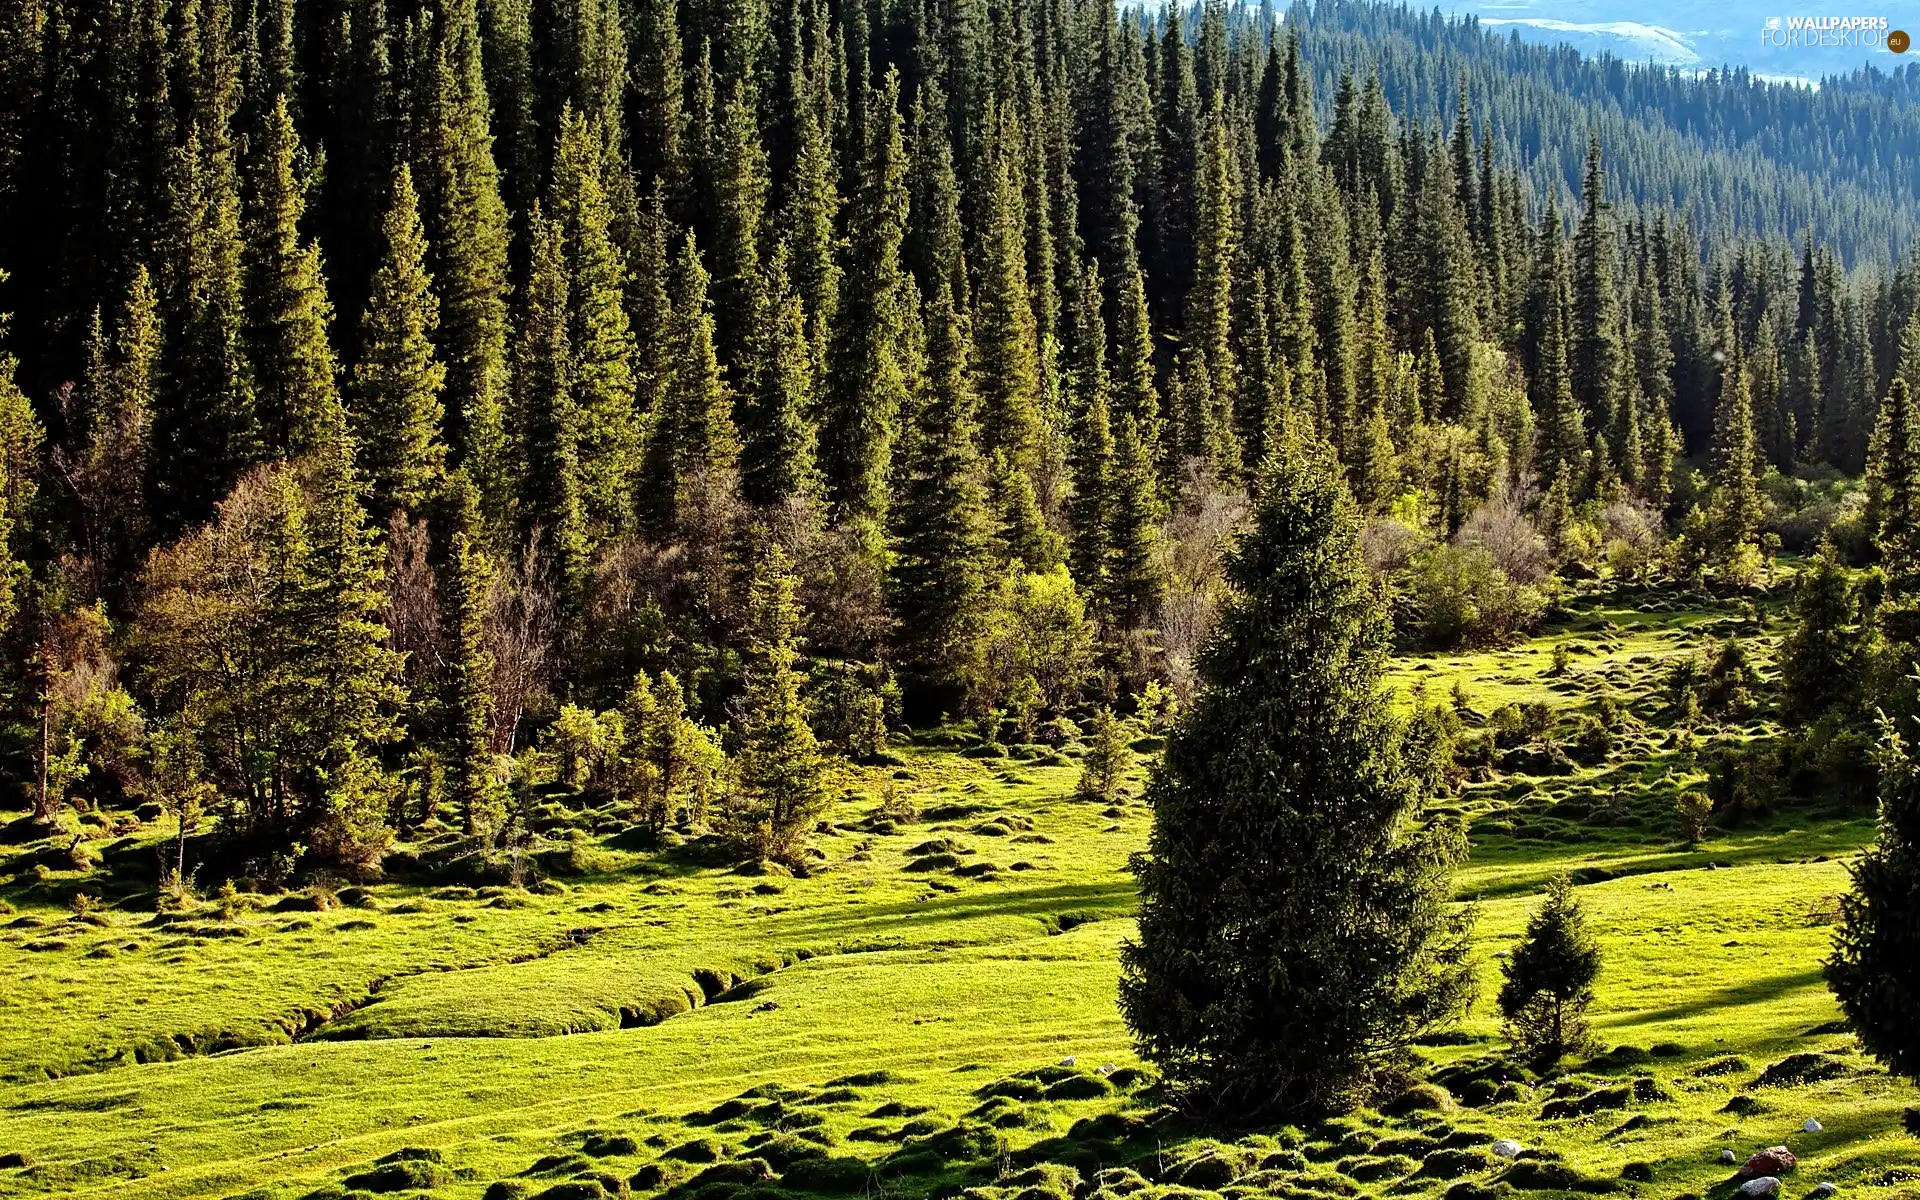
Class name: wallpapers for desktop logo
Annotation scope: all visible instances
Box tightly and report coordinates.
[1760,15,1909,50]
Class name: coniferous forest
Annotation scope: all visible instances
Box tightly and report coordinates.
[5,0,1920,1192]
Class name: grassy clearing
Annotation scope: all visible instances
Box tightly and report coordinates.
[1,585,1916,1200]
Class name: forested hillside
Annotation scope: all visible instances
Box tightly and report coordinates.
[0,0,1915,893]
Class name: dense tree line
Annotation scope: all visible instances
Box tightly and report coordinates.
[1,0,1919,881]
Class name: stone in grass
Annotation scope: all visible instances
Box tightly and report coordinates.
[1722,1150,1739,1166]
[1740,1178,1783,1199]
[1807,1185,1836,1199]
[1740,1147,1797,1178]
[1491,1140,1524,1160]
[1801,1118,1823,1134]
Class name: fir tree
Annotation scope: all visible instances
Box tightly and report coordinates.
[1778,540,1860,723]
[1077,705,1131,802]
[973,120,1043,482]
[728,545,829,860]
[550,105,638,541]
[651,233,741,557]
[823,70,910,541]
[1827,716,1920,1082]
[889,285,991,708]
[1498,875,1603,1065]
[514,205,588,605]
[740,245,823,511]
[1708,322,1764,568]
[353,165,447,517]
[244,93,341,458]
[440,476,498,835]
[1119,435,1474,1118]
[423,0,512,535]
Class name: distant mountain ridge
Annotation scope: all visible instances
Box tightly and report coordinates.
[1285,0,1920,262]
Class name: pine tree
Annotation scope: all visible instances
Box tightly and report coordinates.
[823,70,910,541]
[1069,389,1115,621]
[973,120,1043,482]
[354,165,447,517]
[1076,706,1131,802]
[244,92,341,458]
[1119,435,1473,1117]
[728,545,829,860]
[441,475,498,834]
[1778,540,1860,723]
[1102,412,1164,637]
[889,285,991,708]
[1183,96,1240,478]
[77,266,158,587]
[514,205,588,605]
[740,245,823,511]
[1708,322,1764,568]
[652,233,742,552]
[1827,716,1920,1082]
[550,105,638,541]
[709,85,771,374]
[424,0,512,535]
[1498,875,1603,1065]
[1570,139,1624,451]
[1530,200,1587,491]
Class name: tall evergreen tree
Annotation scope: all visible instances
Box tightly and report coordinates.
[353,165,447,517]
[1119,434,1474,1118]
[1827,716,1920,1083]
[728,545,828,859]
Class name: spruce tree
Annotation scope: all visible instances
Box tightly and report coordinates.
[514,205,588,605]
[740,245,824,512]
[441,475,498,835]
[244,92,341,458]
[354,165,448,517]
[889,285,991,708]
[1102,412,1164,637]
[729,545,829,860]
[823,70,910,542]
[550,105,638,541]
[1826,717,1920,1082]
[1498,875,1603,1065]
[652,233,742,550]
[424,0,512,535]
[1778,540,1860,723]
[1570,139,1624,450]
[709,86,771,375]
[1119,435,1474,1117]
[1708,323,1764,568]
[973,122,1043,482]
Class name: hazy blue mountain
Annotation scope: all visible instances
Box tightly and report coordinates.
[1451,0,1913,81]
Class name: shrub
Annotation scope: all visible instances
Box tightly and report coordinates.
[1405,544,1546,648]
[1498,875,1602,1066]
[1674,790,1713,846]
[1077,708,1132,803]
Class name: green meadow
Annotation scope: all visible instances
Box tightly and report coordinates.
[1,586,1916,1200]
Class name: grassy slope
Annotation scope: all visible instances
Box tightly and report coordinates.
[0,588,1916,1200]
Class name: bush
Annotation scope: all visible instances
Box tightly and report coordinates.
[1674,790,1713,846]
[1077,709,1132,803]
[1405,544,1546,649]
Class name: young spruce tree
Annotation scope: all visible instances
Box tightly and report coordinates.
[1119,433,1474,1118]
